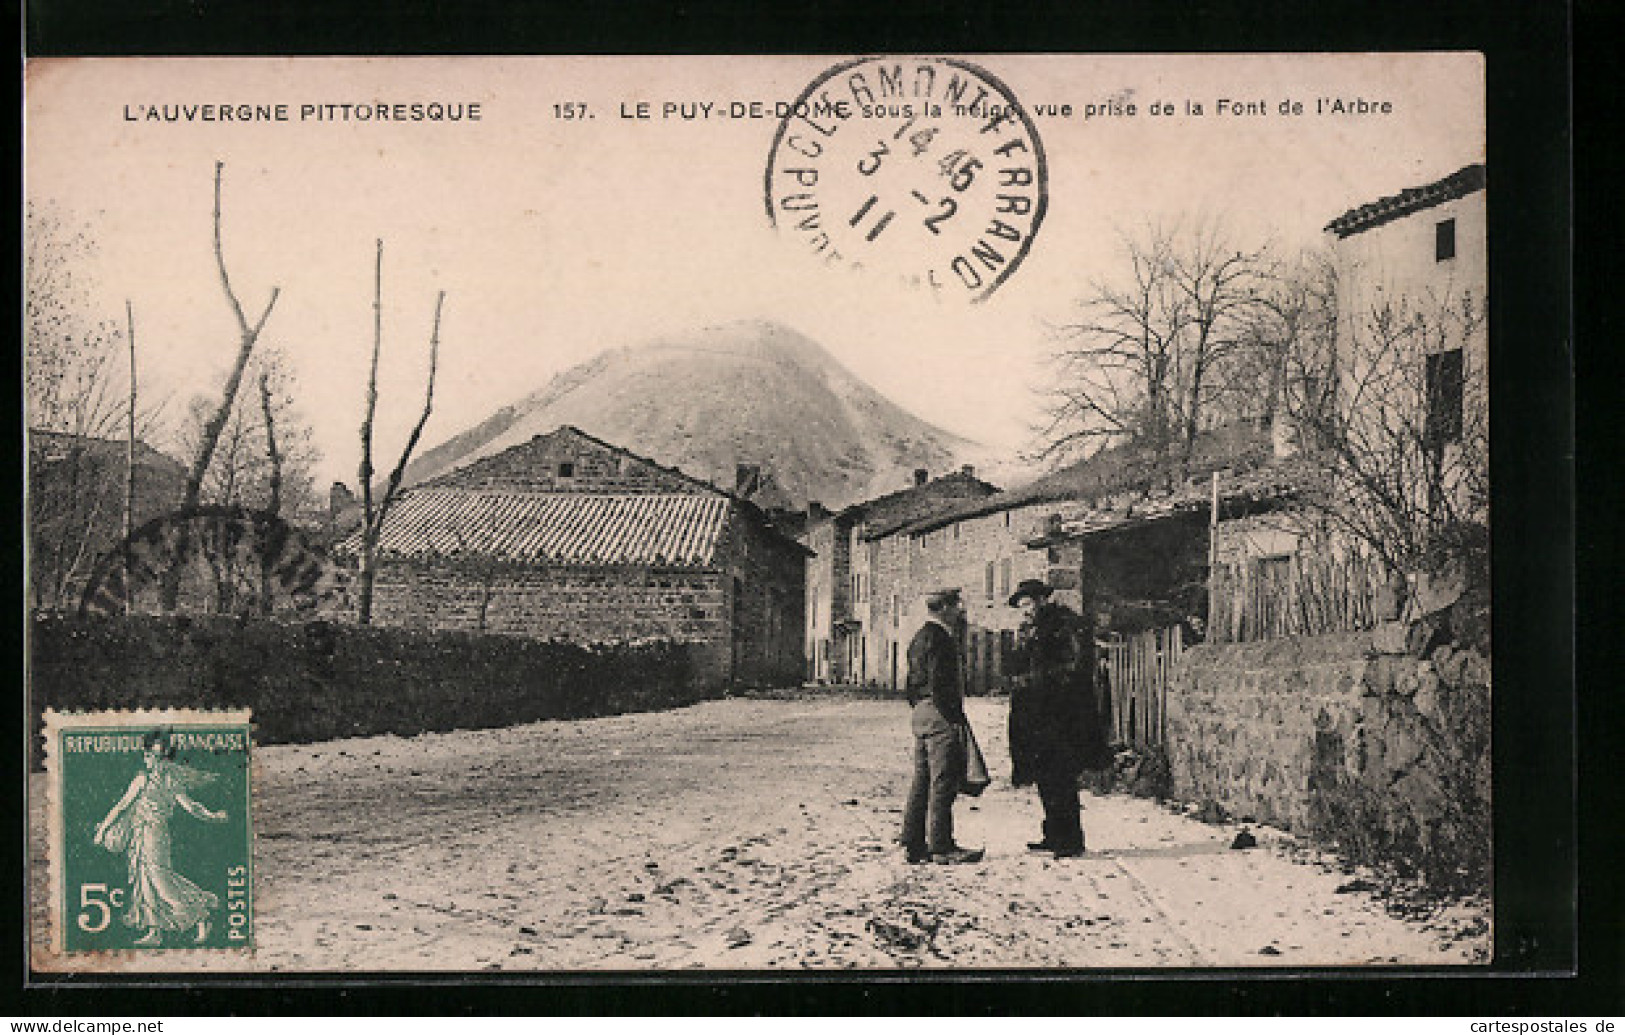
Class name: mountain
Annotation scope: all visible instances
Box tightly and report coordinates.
[401,319,986,511]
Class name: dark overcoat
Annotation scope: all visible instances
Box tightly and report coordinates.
[1007,601,1112,784]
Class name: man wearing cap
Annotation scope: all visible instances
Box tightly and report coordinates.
[1007,578,1105,858]
[900,587,984,865]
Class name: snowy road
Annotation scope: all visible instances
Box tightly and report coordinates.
[31,695,1489,971]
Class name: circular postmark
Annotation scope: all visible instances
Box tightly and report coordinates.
[78,506,351,617]
[765,56,1048,303]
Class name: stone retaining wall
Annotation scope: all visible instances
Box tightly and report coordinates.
[1168,631,1490,888]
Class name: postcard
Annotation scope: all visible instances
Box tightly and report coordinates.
[26,53,1491,973]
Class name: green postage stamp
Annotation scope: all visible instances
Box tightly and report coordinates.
[44,709,254,955]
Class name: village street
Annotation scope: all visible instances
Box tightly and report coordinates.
[31,695,1488,972]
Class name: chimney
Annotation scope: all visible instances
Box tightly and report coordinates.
[960,464,976,478]
[329,481,356,520]
[735,463,762,497]
[807,500,829,520]
[913,468,929,487]
[1270,411,1301,459]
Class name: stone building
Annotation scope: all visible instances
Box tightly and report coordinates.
[1161,166,1493,878]
[802,466,997,685]
[891,421,1277,692]
[1323,161,1488,526]
[362,426,808,688]
[885,496,1054,693]
[1204,162,1489,643]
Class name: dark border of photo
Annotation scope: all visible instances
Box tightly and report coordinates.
[10,0,1587,1017]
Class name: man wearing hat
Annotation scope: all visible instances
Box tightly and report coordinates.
[1007,577,1106,857]
[900,587,985,865]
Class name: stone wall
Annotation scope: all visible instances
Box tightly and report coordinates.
[1168,630,1490,888]
[372,560,732,684]
[430,428,705,495]
[717,517,807,688]
[909,504,1051,627]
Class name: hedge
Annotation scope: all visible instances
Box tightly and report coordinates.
[30,614,707,754]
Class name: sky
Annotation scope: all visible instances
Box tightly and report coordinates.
[24,54,1484,487]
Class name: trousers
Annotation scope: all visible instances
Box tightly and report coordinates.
[901,702,965,854]
[1036,766,1084,850]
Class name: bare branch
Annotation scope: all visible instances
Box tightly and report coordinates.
[258,370,282,517]
[354,235,446,626]
[182,162,281,511]
[374,290,444,534]
[359,238,382,535]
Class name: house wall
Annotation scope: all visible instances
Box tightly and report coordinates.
[864,530,913,689]
[717,514,806,688]
[803,519,836,682]
[1334,188,1487,337]
[371,559,734,683]
[846,502,1052,690]
[802,516,853,683]
[910,503,1051,627]
[1167,631,1490,883]
[1208,509,1396,644]
[1211,512,1307,570]
[1330,184,1489,524]
[431,429,709,495]
[371,516,803,690]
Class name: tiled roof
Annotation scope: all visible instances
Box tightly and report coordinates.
[853,471,1002,540]
[897,422,1274,537]
[360,490,733,567]
[1037,456,1323,543]
[1324,163,1486,239]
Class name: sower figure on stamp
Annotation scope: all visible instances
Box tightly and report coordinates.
[93,732,229,946]
[1007,578,1110,858]
[900,587,985,866]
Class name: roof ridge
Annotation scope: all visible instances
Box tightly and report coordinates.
[1324,162,1485,239]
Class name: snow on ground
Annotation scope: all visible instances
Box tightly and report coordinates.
[30,695,1489,972]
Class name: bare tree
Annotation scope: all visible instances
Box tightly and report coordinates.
[258,371,284,518]
[168,346,320,614]
[1224,251,1340,433]
[25,202,168,611]
[178,348,317,515]
[1039,219,1276,488]
[26,201,125,440]
[160,161,282,611]
[180,161,282,511]
[1283,282,1488,580]
[355,239,446,625]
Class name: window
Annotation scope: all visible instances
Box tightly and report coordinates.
[999,558,1012,598]
[985,562,996,599]
[1425,348,1465,448]
[1435,218,1456,262]
[557,461,575,478]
